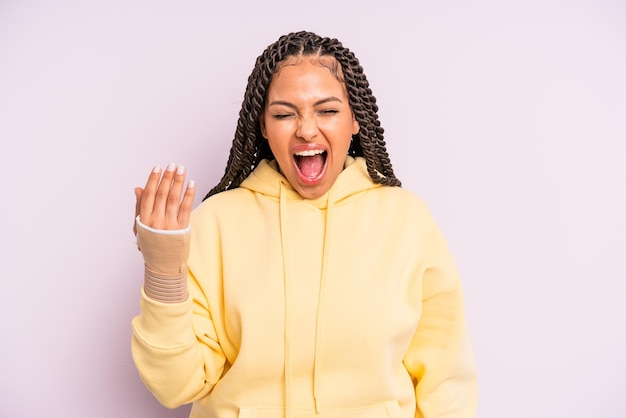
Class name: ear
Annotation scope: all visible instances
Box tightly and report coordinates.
[351,115,360,135]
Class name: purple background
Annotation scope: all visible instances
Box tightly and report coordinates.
[1,1,625,417]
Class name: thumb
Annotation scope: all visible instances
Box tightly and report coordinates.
[133,187,143,237]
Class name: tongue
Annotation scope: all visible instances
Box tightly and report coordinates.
[298,154,324,178]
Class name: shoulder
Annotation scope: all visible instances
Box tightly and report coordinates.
[365,186,444,234]
[190,187,256,225]
[373,185,432,211]
[195,187,255,210]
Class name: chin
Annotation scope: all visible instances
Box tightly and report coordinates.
[295,183,328,199]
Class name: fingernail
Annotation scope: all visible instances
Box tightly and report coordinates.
[188,180,195,189]
[152,165,161,173]
[177,165,185,175]
[166,162,176,172]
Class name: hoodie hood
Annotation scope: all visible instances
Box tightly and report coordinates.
[239,156,381,208]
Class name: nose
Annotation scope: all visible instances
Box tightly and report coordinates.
[296,115,318,141]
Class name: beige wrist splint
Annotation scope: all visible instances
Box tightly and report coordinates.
[144,267,189,303]
[136,223,191,303]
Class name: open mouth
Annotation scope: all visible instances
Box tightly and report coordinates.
[294,149,327,181]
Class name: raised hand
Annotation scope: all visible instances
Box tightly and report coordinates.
[133,163,196,235]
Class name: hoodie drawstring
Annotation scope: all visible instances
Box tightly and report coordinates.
[312,188,334,412]
[278,182,294,418]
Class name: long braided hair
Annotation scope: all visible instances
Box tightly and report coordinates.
[203,31,401,200]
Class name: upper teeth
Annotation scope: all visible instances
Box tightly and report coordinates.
[294,149,325,157]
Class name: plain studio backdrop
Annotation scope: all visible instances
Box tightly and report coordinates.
[1,0,624,417]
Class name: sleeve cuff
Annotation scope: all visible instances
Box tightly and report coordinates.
[132,287,195,348]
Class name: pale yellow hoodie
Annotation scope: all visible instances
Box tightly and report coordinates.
[131,157,477,418]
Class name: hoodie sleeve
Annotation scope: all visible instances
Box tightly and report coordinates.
[402,211,478,418]
[131,231,227,409]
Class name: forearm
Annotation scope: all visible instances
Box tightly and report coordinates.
[131,290,216,408]
[132,218,223,406]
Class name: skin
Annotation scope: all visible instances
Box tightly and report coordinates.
[261,56,360,199]
[134,55,359,232]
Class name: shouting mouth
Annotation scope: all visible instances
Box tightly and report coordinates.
[294,148,328,183]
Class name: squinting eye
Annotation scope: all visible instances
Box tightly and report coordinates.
[273,114,292,120]
[320,109,338,115]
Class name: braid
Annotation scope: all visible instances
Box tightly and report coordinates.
[204,31,401,200]
[328,41,401,187]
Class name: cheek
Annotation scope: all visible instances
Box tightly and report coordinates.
[264,119,294,140]
[323,118,354,138]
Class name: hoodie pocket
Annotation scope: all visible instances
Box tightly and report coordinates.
[238,401,404,418]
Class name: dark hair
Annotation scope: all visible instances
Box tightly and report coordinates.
[204,30,401,200]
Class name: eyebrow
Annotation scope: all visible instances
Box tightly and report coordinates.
[267,96,344,109]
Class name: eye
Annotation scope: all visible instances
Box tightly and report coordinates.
[273,113,294,120]
[319,109,339,115]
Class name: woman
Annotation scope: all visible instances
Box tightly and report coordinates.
[132,31,477,418]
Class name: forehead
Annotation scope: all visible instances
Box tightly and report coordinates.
[273,55,345,83]
[268,56,348,98]
[267,63,347,102]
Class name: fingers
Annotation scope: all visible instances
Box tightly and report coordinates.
[177,179,196,228]
[139,165,165,225]
[136,163,196,230]
[152,163,177,220]
[165,164,187,222]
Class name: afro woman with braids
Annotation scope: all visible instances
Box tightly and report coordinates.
[132,31,477,418]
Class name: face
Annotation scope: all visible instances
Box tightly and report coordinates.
[260,57,360,199]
